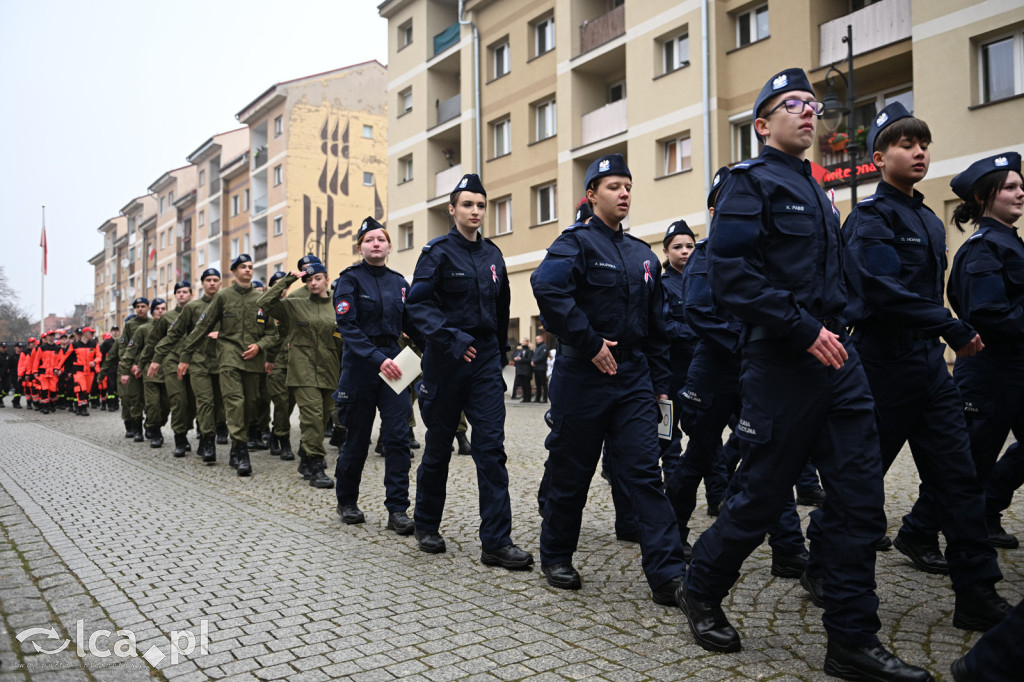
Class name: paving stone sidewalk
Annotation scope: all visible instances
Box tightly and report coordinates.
[0,399,1020,681]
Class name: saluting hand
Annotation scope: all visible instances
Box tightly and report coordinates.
[592,339,618,375]
[380,358,402,381]
[806,327,848,369]
[956,334,984,358]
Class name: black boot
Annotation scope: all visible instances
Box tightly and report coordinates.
[172,433,190,457]
[297,446,311,480]
[202,435,216,464]
[12,396,21,408]
[90,398,100,409]
[124,420,136,438]
[307,457,334,488]
[248,426,268,450]
[235,445,252,477]
[133,421,146,443]
[278,435,295,461]
[953,581,1013,631]
[215,422,229,445]
[408,428,421,449]
[150,428,164,448]
[329,425,347,448]
[455,431,471,455]
[229,443,240,469]
[269,434,282,457]
[107,398,119,411]
[79,405,90,417]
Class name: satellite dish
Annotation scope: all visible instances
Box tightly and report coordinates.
[121,258,129,268]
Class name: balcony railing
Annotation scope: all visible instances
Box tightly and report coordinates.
[579,4,625,55]
[254,242,268,262]
[253,194,268,215]
[581,99,627,146]
[435,163,463,198]
[434,22,459,56]
[209,177,221,195]
[253,146,268,169]
[437,93,461,126]
[819,0,911,66]
[209,219,220,237]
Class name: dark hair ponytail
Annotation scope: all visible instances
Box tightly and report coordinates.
[951,170,1009,232]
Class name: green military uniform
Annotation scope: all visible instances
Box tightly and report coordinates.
[115,314,151,439]
[141,305,192,452]
[257,273,341,486]
[182,282,266,475]
[125,321,169,444]
[260,311,295,458]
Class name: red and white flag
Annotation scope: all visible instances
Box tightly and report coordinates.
[40,225,48,275]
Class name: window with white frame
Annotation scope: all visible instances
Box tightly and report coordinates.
[159,231,166,249]
[534,15,554,56]
[731,116,757,163]
[242,234,250,255]
[399,155,413,183]
[169,191,174,205]
[199,169,206,186]
[230,239,239,260]
[274,115,283,137]
[663,31,690,74]
[535,99,556,141]
[399,87,413,114]
[198,210,205,227]
[362,124,373,138]
[273,216,282,236]
[399,20,413,49]
[243,189,250,212]
[493,197,512,235]
[536,183,557,224]
[980,31,1023,103]
[399,222,414,251]
[231,195,240,216]
[274,164,282,186]
[736,4,769,47]
[363,172,374,186]
[492,117,511,157]
[159,197,165,214]
[492,40,510,79]
[663,135,693,175]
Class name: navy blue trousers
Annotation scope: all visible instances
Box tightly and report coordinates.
[540,353,688,589]
[686,337,885,647]
[963,596,1024,680]
[415,335,513,551]
[856,334,999,590]
[335,351,412,514]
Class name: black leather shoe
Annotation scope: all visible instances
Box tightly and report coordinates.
[771,551,808,579]
[215,423,229,445]
[541,562,582,589]
[297,447,311,479]
[682,540,693,564]
[278,436,295,461]
[874,536,893,551]
[202,436,216,464]
[676,583,741,653]
[386,511,415,536]
[133,422,146,442]
[986,520,1019,549]
[953,581,1013,631]
[337,504,365,525]
[800,571,825,608]
[229,444,240,469]
[796,487,826,507]
[455,431,471,455]
[124,420,135,438]
[823,640,934,681]
[235,447,252,477]
[374,440,385,456]
[651,575,683,606]
[172,433,190,458]
[409,429,421,450]
[707,500,721,517]
[949,657,973,682]
[481,544,534,570]
[615,529,640,543]
[415,529,446,553]
[307,458,334,489]
[893,535,949,575]
[149,429,164,448]
[268,434,282,456]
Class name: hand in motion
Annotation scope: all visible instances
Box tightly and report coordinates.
[806,327,848,369]
[241,343,260,360]
[592,339,618,375]
[146,362,160,378]
[462,345,477,363]
[380,358,403,381]
[176,362,189,380]
[956,334,984,358]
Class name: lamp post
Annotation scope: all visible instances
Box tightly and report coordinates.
[821,24,858,205]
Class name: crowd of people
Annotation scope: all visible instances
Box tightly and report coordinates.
[3,65,1023,681]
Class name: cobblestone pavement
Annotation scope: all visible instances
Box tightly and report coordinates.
[0,382,1020,681]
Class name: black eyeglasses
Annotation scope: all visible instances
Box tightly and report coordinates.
[763,98,825,117]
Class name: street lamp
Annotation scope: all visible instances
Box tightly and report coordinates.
[821,24,858,204]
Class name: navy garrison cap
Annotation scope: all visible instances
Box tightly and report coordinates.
[251,280,264,289]
[708,166,731,208]
[575,198,593,222]
[357,216,385,241]
[301,262,328,282]
[585,154,631,191]
[754,68,814,142]
[131,297,149,307]
[268,271,287,287]
[866,101,912,153]
[297,253,322,270]
[151,298,166,308]
[200,267,221,281]
[452,173,486,197]
[951,152,1022,201]
[230,253,252,271]
[664,220,695,245]
[173,280,191,293]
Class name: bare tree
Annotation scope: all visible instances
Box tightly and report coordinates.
[0,266,35,342]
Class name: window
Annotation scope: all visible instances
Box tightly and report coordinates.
[399,20,413,49]
[274,115,283,137]
[230,239,239,260]
[243,189,250,212]
[159,231,166,250]
[362,124,373,138]
[198,210,205,227]
[274,165,282,186]
[536,183,557,224]
[732,117,757,163]
[663,31,690,73]
[399,222,414,251]
[231,195,240,216]
[493,197,512,235]
[242,234,250,255]
[492,117,511,157]
[492,40,510,79]
[273,216,282,236]
[399,155,413,183]
[159,197,165,214]
[608,80,626,103]
[535,99,556,141]
[534,16,555,56]
[159,266,165,285]
[980,32,1023,103]
[199,169,206,186]
[399,87,413,114]
[663,135,693,175]
[363,172,374,186]
[168,191,174,206]
[737,5,769,47]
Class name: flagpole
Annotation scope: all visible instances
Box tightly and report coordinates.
[40,205,45,336]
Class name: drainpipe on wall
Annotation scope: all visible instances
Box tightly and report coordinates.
[701,0,712,231]
[458,0,482,177]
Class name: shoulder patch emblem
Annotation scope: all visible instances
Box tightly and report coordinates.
[336,300,350,316]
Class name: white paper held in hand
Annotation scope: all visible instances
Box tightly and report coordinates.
[379,345,423,395]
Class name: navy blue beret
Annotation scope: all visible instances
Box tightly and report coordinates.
[268,271,288,287]
[708,166,731,208]
[951,152,1022,201]
[251,280,264,289]
[230,253,252,270]
[452,173,486,197]
[131,297,149,307]
[125,314,137,322]
[585,154,631,191]
[357,216,385,241]
[173,280,191,293]
[151,298,166,308]
[866,101,912,154]
[297,253,322,270]
[301,262,328,281]
[664,220,695,245]
[200,267,221,281]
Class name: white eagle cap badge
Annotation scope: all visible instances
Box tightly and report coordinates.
[599,159,610,172]
[876,112,889,127]
[995,157,1009,167]
[772,74,788,90]
[459,177,468,188]
[712,173,721,187]
[361,220,368,230]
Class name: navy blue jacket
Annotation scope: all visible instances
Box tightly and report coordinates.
[663,265,699,357]
[843,180,974,350]
[682,240,742,355]
[530,214,671,393]
[333,260,423,370]
[707,146,845,350]
[948,217,1024,348]
[407,227,511,361]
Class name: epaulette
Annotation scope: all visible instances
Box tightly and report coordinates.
[482,236,503,256]
[696,237,709,246]
[729,158,766,173]
[422,234,448,252]
[338,264,359,276]
[562,219,590,233]
[622,230,649,245]
[967,227,990,242]
[857,195,879,206]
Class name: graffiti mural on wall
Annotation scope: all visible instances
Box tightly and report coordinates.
[303,115,352,259]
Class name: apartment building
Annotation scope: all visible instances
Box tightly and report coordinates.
[378,0,1024,341]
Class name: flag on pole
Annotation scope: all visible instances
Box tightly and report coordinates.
[149,246,157,261]
[40,225,48,275]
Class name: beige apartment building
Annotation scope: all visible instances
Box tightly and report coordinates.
[90,61,388,330]
[378,0,1024,342]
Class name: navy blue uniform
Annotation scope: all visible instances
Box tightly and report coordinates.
[688,146,886,648]
[406,226,514,551]
[333,261,421,514]
[843,181,1000,591]
[531,214,688,590]
[958,596,1024,680]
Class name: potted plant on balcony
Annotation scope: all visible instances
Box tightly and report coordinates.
[828,131,850,152]
[853,125,868,151]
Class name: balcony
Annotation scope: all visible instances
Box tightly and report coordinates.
[819,0,911,66]
[252,146,268,169]
[209,177,221,196]
[434,22,459,56]
[437,93,461,126]
[253,194,268,215]
[581,99,627,147]
[435,163,463,198]
[579,4,624,55]
[254,242,267,262]
[209,219,220,237]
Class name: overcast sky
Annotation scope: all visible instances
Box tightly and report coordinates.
[0,0,388,323]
